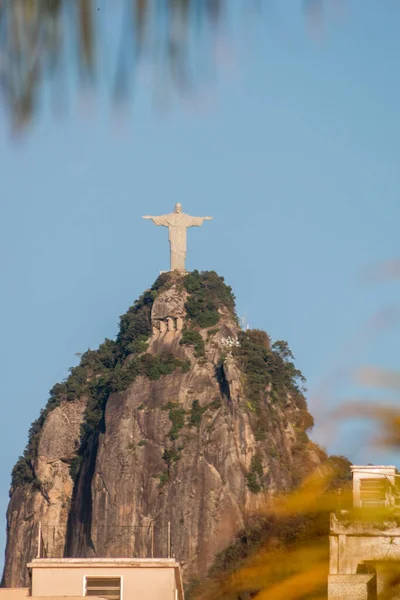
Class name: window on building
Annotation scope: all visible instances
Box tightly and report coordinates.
[85,577,121,600]
[360,478,388,507]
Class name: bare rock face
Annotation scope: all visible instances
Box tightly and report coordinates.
[3,399,86,587]
[3,272,320,587]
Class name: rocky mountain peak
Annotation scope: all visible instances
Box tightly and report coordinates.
[3,271,320,588]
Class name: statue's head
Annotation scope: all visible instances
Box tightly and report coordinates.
[175,203,183,214]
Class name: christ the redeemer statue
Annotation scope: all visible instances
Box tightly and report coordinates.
[143,203,213,272]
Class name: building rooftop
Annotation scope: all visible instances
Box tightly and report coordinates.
[351,465,398,471]
[27,558,180,569]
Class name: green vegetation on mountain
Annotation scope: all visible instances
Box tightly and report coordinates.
[233,331,306,411]
[189,400,208,428]
[246,453,264,494]
[184,270,236,328]
[165,402,187,441]
[111,353,190,393]
[180,328,205,357]
[231,329,310,442]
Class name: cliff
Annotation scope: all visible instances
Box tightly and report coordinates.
[2,271,321,587]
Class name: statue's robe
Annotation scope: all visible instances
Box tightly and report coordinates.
[149,212,207,271]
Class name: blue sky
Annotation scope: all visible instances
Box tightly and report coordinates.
[1,0,400,567]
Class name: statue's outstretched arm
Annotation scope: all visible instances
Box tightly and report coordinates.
[188,216,213,227]
[143,215,170,227]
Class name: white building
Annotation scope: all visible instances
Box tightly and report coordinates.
[329,465,400,599]
[0,558,184,600]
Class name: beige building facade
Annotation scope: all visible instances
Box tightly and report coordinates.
[0,558,184,600]
[329,465,400,599]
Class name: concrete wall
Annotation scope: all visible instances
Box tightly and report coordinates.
[330,533,400,575]
[0,592,104,600]
[328,574,377,600]
[329,515,400,598]
[29,560,181,600]
[0,597,103,600]
[0,590,29,599]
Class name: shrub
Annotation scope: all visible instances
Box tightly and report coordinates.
[110,354,190,393]
[269,447,279,459]
[117,273,172,358]
[207,328,219,337]
[209,398,222,411]
[246,453,264,494]
[11,457,36,488]
[162,447,181,466]
[167,403,186,440]
[184,271,236,329]
[302,411,315,432]
[189,400,207,428]
[65,365,88,401]
[117,304,152,355]
[94,339,119,369]
[111,361,139,393]
[249,329,271,349]
[272,340,294,360]
[180,328,205,357]
[139,353,187,380]
[69,456,82,480]
[326,455,352,493]
[181,360,191,373]
[158,470,170,487]
[126,336,149,355]
[233,331,313,441]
